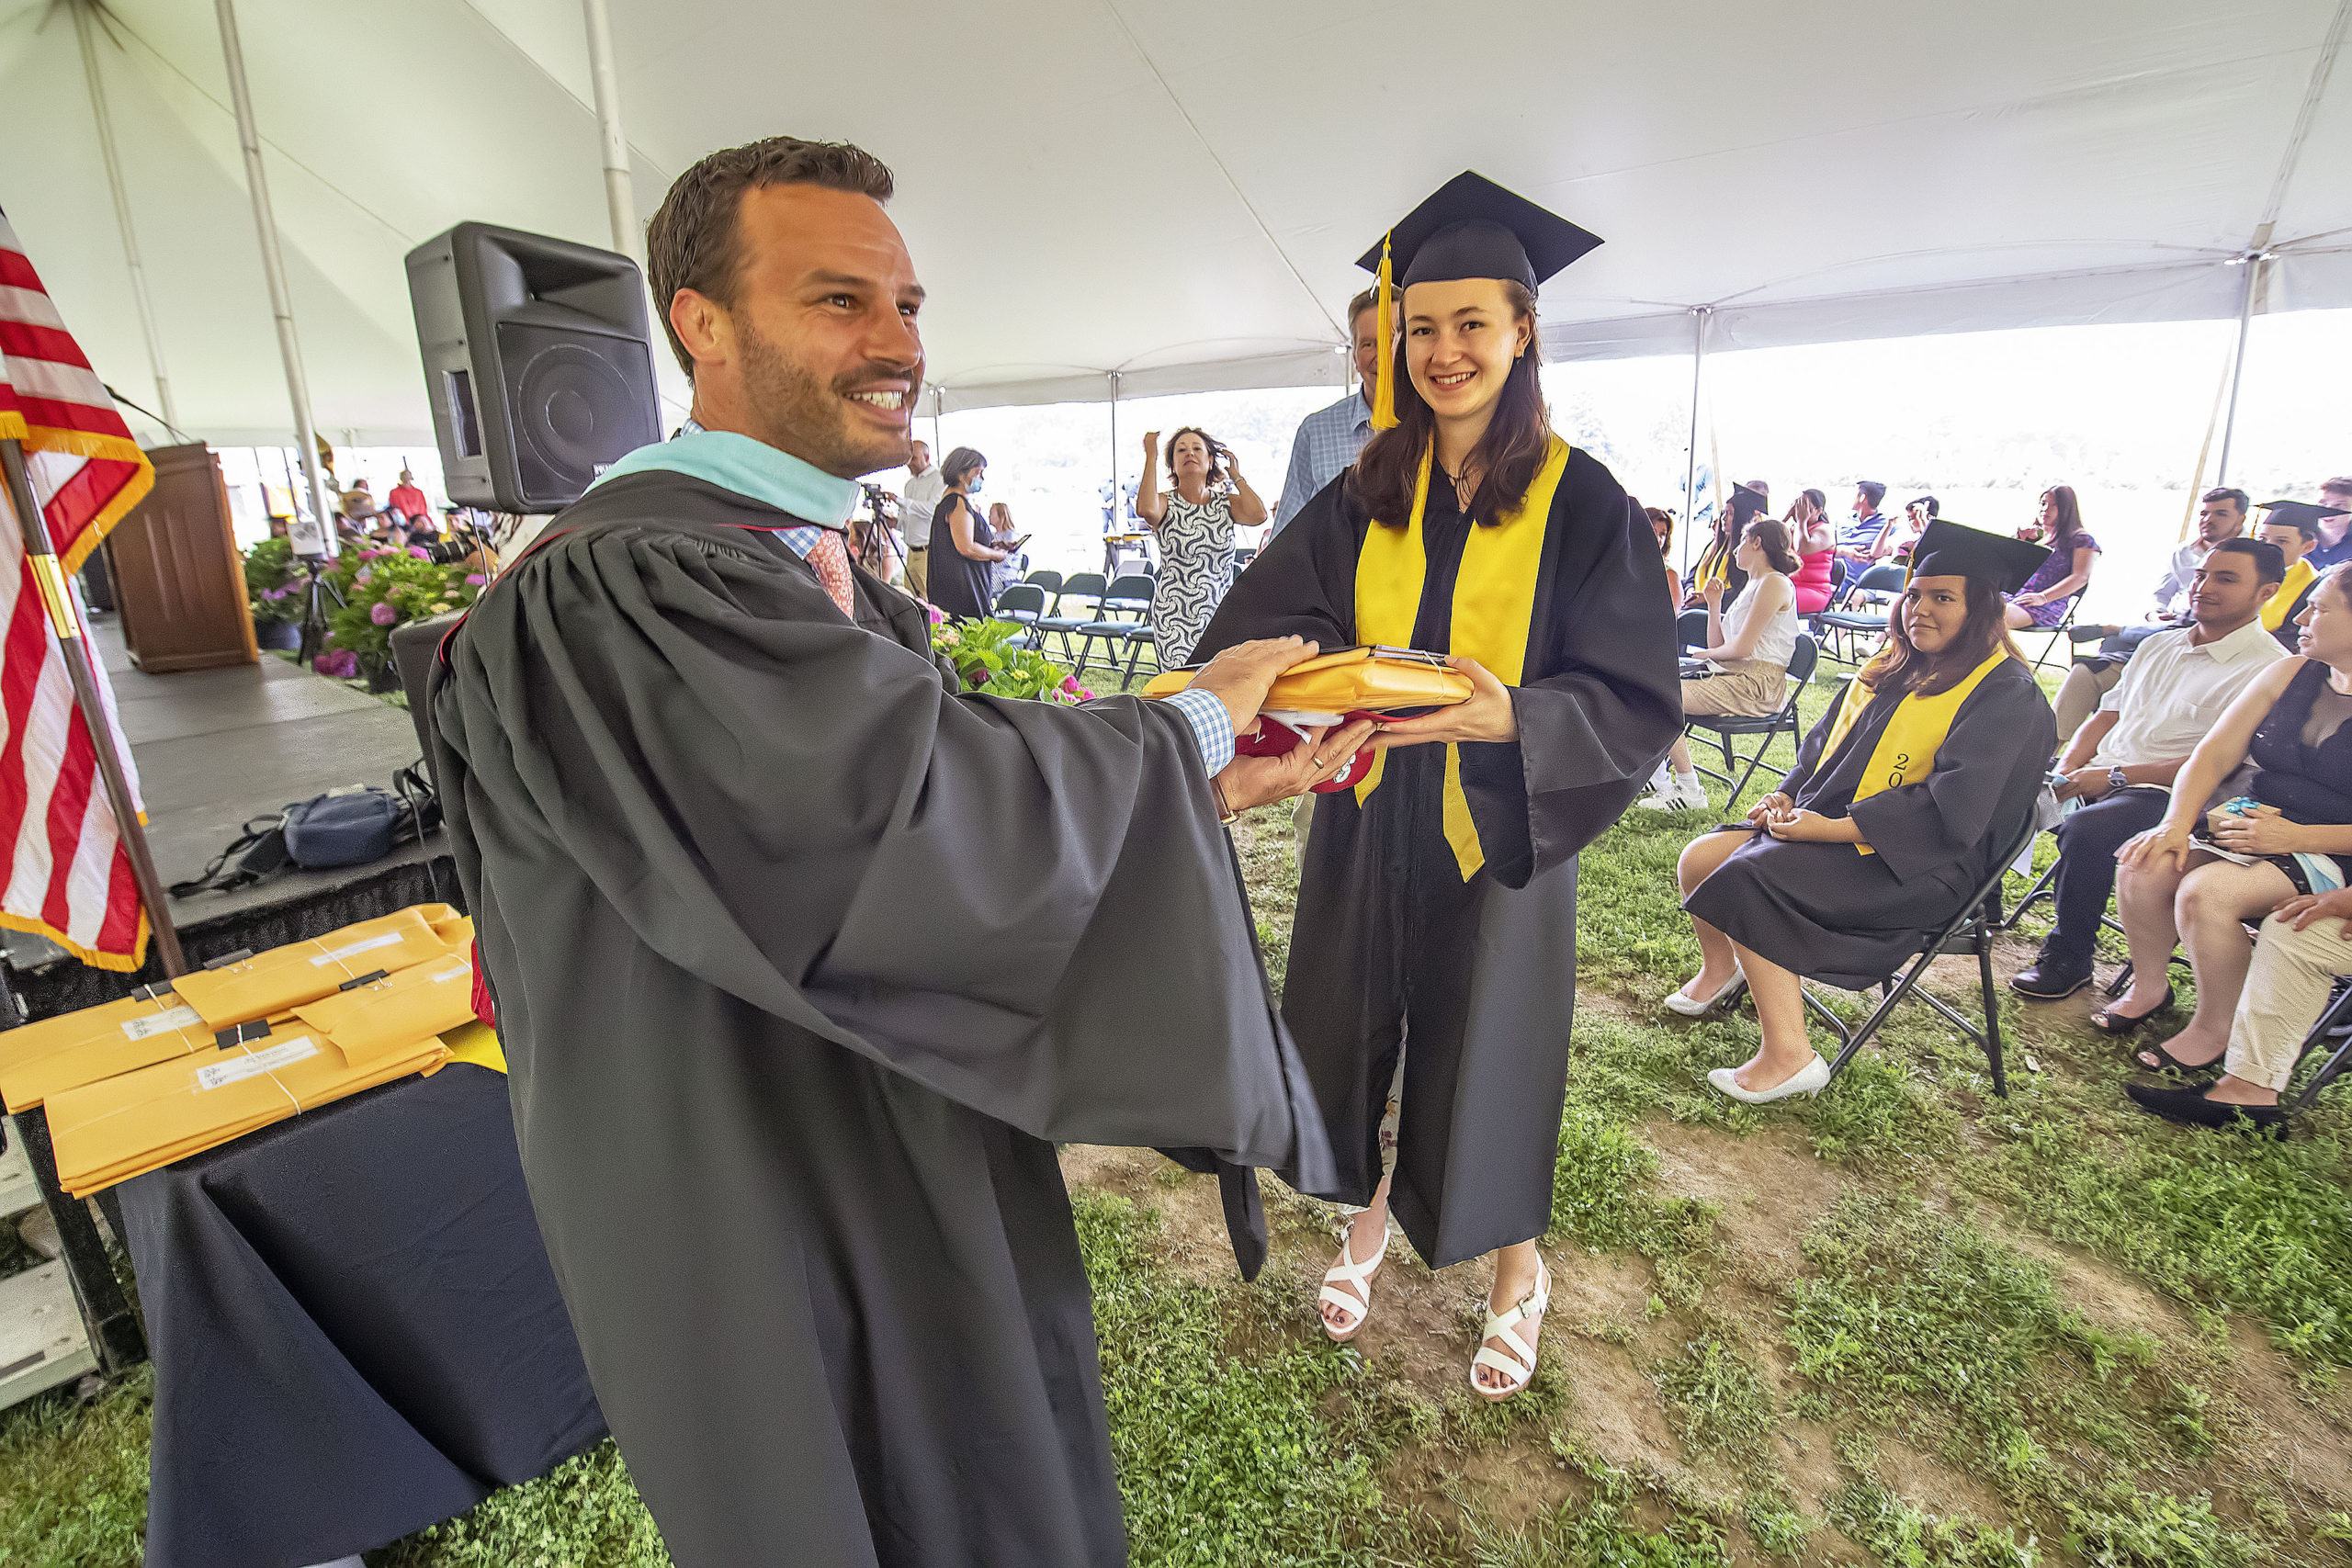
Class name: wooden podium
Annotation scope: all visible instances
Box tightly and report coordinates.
[104,443,258,673]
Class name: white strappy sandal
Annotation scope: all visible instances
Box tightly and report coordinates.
[1317,1224,1388,1342]
[1470,1259,1552,1402]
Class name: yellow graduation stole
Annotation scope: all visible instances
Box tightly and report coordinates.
[1819,651,2009,855]
[2264,557,2315,633]
[1353,434,1571,880]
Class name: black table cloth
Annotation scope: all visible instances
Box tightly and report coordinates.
[118,1061,605,1568]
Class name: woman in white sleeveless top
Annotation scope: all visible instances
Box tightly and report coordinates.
[1643,516,1802,811]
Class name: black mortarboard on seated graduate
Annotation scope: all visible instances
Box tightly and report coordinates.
[1728,483,1770,525]
[2259,499,2349,539]
[1907,518,2049,594]
[1354,171,1604,430]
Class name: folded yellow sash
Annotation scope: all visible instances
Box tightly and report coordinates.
[169,906,472,1030]
[1820,651,2008,855]
[1354,434,1570,879]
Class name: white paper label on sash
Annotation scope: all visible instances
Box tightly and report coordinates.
[195,1038,319,1090]
[424,961,472,984]
[309,931,406,966]
[122,1005,203,1041]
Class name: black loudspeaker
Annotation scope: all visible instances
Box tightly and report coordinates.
[405,222,660,514]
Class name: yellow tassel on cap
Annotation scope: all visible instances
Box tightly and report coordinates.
[1371,232,1398,432]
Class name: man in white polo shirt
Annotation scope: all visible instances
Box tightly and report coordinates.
[2013,537,2290,999]
[898,437,944,597]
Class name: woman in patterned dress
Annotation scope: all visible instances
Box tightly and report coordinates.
[1136,428,1268,665]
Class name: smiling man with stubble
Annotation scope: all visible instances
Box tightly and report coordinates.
[426,136,1362,1567]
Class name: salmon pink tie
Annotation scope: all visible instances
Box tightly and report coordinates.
[806,529,855,617]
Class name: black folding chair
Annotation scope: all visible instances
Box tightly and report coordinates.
[1804,812,2041,1094]
[1073,573,1159,679]
[2287,978,2352,1115]
[2028,597,2083,673]
[1035,571,1106,659]
[1815,563,1905,665]
[991,582,1047,646]
[1023,569,1064,604]
[1686,635,1817,809]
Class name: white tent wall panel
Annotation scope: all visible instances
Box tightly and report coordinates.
[0,0,2343,442]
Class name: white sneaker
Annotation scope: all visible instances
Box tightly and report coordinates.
[1706,1054,1833,1103]
[1639,778,1709,812]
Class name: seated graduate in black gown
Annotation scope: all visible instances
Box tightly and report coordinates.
[1192,173,1680,1402]
[1669,520,2059,1102]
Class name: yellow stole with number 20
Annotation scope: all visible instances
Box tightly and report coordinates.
[1353,434,1572,881]
[1817,650,2008,855]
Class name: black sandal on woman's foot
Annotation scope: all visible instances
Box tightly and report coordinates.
[2088,985,2174,1037]
[2132,1032,2224,1079]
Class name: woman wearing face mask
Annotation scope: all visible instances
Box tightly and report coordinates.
[1137,427,1265,664]
[1191,174,1680,1402]
[923,446,1006,621]
[1670,521,2057,1100]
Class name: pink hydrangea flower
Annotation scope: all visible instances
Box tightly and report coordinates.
[1060,675,1080,694]
[312,649,358,678]
[1077,688,1096,701]
[464,572,488,586]
[369,601,399,626]
[410,546,432,559]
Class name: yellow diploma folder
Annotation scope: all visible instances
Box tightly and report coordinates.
[1140,645,1473,716]
[291,953,480,1068]
[0,991,217,1112]
[169,906,473,1031]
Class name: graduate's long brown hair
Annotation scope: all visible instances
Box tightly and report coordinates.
[1349,282,1548,529]
[1859,575,2025,697]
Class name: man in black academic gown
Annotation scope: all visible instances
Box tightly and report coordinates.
[429,137,1362,1568]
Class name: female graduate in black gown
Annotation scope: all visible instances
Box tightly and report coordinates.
[1670,520,2059,1101]
[1191,173,1681,1400]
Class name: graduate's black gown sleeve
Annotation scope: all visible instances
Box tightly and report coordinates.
[439,516,1327,1181]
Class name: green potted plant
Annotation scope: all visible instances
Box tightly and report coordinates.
[931,616,1095,704]
[243,537,307,650]
[318,546,489,692]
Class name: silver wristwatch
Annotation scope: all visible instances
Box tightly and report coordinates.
[2106,766,2131,795]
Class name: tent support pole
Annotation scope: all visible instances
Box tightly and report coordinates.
[1107,372,1121,529]
[213,0,334,552]
[2214,250,2267,488]
[1681,307,1708,578]
[581,0,639,264]
[74,0,177,436]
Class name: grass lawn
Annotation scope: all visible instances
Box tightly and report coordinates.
[9,649,2352,1565]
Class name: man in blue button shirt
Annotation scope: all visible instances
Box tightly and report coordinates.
[1272,287,1388,535]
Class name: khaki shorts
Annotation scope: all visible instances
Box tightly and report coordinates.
[1679,659,1787,716]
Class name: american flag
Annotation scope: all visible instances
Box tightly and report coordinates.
[0,211,155,972]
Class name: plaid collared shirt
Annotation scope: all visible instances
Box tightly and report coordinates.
[1272,391,1374,535]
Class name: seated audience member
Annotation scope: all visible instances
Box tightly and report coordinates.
[1644,517,1802,812]
[2304,476,2352,572]
[1786,489,1838,614]
[1834,480,1891,565]
[1877,495,1935,562]
[1668,523,2057,1100]
[1682,483,1769,619]
[2005,485,2098,630]
[2010,539,2290,999]
[2256,500,2344,649]
[2110,565,2352,1069]
[986,501,1025,594]
[1647,506,1683,615]
[2052,486,2252,738]
[2127,885,2352,1134]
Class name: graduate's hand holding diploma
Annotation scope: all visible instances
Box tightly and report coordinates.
[1217,718,1381,810]
[1368,655,1519,747]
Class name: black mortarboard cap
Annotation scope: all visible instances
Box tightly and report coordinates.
[1355,172,1603,292]
[2259,499,2349,538]
[1909,519,2049,595]
[1728,483,1770,524]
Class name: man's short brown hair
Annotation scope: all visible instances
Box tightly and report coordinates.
[645,136,896,378]
[1347,287,1381,331]
[2324,476,2352,497]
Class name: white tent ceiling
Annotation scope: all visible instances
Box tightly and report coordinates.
[3,0,2347,446]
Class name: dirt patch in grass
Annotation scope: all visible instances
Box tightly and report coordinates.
[1642,1116,1842,1280]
